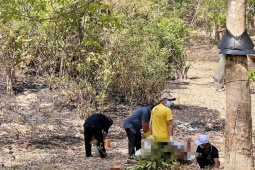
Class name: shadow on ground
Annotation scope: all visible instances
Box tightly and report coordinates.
[173,104,225,132]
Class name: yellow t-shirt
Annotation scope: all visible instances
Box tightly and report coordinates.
[151,103,172,142]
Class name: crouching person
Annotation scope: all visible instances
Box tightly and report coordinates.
[84,113,113,158]
[123,106,152,158]
[194,134,220,169]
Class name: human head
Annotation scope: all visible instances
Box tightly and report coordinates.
[160,93,176,106]
[195,134,210,148]
[160,93,176,101]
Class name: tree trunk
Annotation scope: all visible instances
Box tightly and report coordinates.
[215,25,220,42]
[224,0,253,169]
[225,56,253,170]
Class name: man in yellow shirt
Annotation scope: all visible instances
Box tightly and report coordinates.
[150,93,175,142]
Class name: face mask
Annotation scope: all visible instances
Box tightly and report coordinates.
[165,101,172,108]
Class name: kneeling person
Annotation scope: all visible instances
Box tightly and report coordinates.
[194,134,220,169]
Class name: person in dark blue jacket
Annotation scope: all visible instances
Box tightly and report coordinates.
[84,113,113,158]
[123,106,152,157]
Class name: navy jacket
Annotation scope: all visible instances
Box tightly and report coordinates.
[84,113,113,133]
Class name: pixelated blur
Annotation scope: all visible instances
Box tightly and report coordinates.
[137,139,196,161]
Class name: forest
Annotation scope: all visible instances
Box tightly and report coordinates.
[1,0,255,169]
[0,0,231,116]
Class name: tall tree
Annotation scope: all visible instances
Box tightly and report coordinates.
[224,0,253,169]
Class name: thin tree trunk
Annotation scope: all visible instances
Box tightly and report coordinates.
[224,0,253,169]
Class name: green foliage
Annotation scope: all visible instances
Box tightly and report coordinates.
[107,0,192,104]
[247,0,255,27]
[156,17,189,77]
[248,70,255,82]
[0,0,195,114]
[126,158,181,170]
[196,0,226,26]
[0,0,119,116]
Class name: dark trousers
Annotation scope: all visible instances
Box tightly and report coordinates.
[197,155,214,168]
[84,124,106,158]
[125,128,141,157]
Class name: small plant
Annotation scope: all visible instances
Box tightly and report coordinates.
[204,165,212,170]
[126,158,181,170]
[169,160,181,170]
[126,159,156,170]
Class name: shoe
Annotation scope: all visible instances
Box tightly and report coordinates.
[86,155,93,157]
[100,153,107,159]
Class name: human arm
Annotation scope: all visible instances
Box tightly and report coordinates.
[165,107,173,141]
[142,122,150,137]
[149,119,153,135]
[102,115,113,138]
[103,132,107,140]
[213,158,220,169]
[142,122,149,133]
[211,146,220,169]
[146,121,153,140]
[193,152,199,165]
[141,108,150,133]
[166,120,173,137]
[141,107,151,137]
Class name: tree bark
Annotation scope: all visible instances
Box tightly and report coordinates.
[224,0,253,169]
[226,0,246,35]
[225,56,253,170]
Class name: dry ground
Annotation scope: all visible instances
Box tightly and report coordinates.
[1,31,255,170]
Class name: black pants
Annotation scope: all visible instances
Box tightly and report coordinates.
[197,155,214,168]
[84,124,106,158]
[125,128,141,157]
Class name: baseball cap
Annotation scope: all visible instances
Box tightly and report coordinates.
[195,134,209,145]
[160,93,176,101]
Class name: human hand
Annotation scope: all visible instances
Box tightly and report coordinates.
[144,132,150,138]
[147,135,154,141]
[190,163,199,168]
[169,136,174,142]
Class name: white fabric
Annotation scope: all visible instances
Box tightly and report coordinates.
[135,149,141,156]
[160,93,175,101]
[92,145,100,156]
[169,136,174,142]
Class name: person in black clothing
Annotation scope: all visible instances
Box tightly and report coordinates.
[193,134,220,169]
[84,113,113,158]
